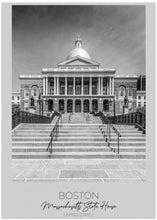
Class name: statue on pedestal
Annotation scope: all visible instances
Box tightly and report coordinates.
[124,95,129,107]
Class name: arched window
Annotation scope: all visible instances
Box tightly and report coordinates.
[119,85,126,98]
[128,87,132,97]
[24,86,29,98]
[31,85,38,97]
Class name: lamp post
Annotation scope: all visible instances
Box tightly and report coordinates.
[113,98,116,122]
[37,95,43,116]
[37,94,48,117]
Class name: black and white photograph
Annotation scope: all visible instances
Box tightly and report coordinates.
[2,2,156,219]
[11,5,146,182]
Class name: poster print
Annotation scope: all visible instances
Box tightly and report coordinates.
[2,3,156,219]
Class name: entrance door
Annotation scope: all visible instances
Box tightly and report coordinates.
[92,100,98,112]
[59,99,64,112]
[75,100,81,112]
[67,100,73,113]
[48,99,53,111]
[84,100,89,113]
[103,100,109,111]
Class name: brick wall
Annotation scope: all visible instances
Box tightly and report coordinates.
[114,77,138,114]
[20,78,43,112]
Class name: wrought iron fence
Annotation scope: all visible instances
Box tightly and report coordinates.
[12,110,59,130]
[108,112,146,133]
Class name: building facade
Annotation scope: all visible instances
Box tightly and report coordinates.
[12,92,21,105]
[19,36,145,116]
[136,75,146,108]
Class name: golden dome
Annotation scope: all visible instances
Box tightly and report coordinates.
[67,35,91,60]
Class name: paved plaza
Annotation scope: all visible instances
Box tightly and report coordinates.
[12,159,146,182]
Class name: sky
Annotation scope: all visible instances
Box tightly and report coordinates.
[12,5,145,91]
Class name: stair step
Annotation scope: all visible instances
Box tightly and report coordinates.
[12,154,146,159]
[12,147,146,153]
[12,138,104,141]
[12,142,146,147]
[12,134,103,137]
[12,117,146,160]
[12,137,145,142]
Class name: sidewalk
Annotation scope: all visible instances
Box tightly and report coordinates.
[12,159,146,182]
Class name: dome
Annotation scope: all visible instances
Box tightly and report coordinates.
[66,35,91,60]
[67,47,91,60]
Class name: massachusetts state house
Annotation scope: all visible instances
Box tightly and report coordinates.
[19,36,145,115]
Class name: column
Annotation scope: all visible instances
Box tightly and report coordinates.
[81,99,83,113]
[98,99,103,112]
[89,99,92,112]
[107,78,109,95]
[101,76,103,95]
[73,99,75,112]
[90,77,92,95]
[109,77,111,95]
[65,77,67,95]
[98,76,100,95]
[112,77,114,96]
[54,77,56,95]
[46,77,48,95]
[64,99,67,113]
[43,77,45,95]
[54,99,58,111]
[81,77,84,95]
[73,77,75,95]
[56,77,59,95]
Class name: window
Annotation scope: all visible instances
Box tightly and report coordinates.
[50,81,54,95]
[24,102,29,111]
[138,102,141,107]
[144,102,146,107]
[84,85,89,95]
[68,85,73,95]
[119,86,126,97]
[92,84,97,95]
[103,80,107,95]
[12,96,14,100]
[17,96,20,100]
[31,86,38,97]
[60,85,65,95]
[144,96,146,100]
[76,85,81,95]
[24,90,29,98]
[128,88,132,97]
[138,96,141,100]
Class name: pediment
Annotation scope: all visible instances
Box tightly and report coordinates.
[58,55,99,66]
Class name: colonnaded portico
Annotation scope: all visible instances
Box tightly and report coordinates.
[42,74,115,113]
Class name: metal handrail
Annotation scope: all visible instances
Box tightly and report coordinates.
[47,114,62,153]
[98,112,121,154]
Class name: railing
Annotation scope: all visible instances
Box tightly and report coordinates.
[108,112,146,134]
[97,112,121,154]
[47,113,62,153]
[12,110,59,130]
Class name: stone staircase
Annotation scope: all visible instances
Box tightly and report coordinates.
[12,114,146,159]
